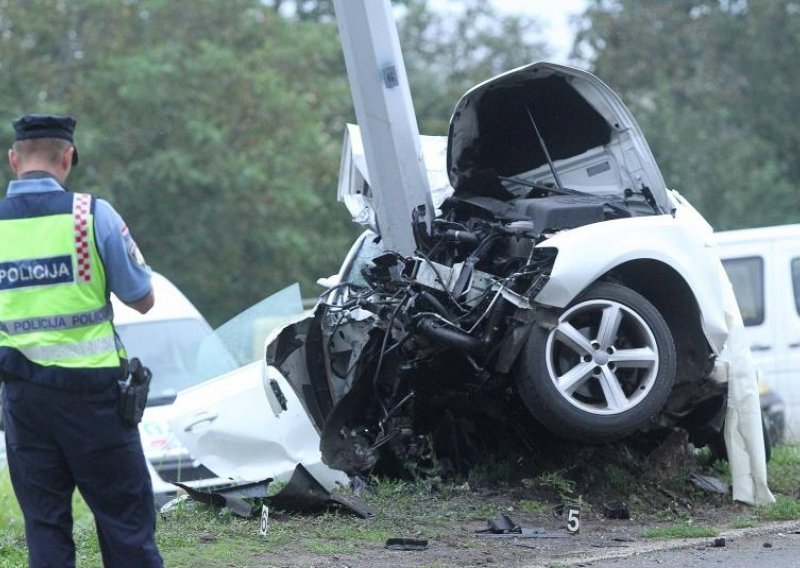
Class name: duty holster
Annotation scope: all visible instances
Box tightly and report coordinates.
[118,357,151,427]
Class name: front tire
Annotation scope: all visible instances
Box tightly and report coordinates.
[515,281,676,442]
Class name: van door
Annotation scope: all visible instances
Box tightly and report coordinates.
[774,241,800,440]
[720,245,774,377]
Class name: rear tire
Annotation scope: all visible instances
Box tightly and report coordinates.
[515,281,676,442]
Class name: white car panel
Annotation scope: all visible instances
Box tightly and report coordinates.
[533,193,730,354]
[168,361,348,490]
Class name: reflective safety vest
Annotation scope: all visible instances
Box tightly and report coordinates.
[0,190,126,389]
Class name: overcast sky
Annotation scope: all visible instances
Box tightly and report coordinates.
[430,0,588,63]
[493,0,587,61]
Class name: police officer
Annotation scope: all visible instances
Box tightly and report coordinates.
[0,115,163,567]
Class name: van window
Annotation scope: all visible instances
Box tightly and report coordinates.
[721,256,764,326]
[793,257,800,315]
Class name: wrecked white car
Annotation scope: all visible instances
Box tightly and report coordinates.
[264,63,737,476]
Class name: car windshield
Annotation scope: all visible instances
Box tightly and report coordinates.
[116,318,212,406]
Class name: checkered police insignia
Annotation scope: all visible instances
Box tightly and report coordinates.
[72,193,92,282]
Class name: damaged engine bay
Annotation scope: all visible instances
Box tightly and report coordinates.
[266,63,731,477]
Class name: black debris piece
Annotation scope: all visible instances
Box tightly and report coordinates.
[385,538,429,551]
[710,537,726,548]
[480,513,520,534]
[476,514,566,539]
[603,500,630,519]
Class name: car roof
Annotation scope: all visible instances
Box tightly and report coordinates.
[714,223,800,246]
[111,272,208,327]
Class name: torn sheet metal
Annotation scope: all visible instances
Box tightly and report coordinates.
[170,464,373,519]
[173,478,273,518]
[267,463,373,519]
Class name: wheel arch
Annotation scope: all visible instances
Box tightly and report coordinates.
[603,259,714,389]
[531,215,730,355]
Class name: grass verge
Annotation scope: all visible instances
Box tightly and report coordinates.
[0,442,798,566]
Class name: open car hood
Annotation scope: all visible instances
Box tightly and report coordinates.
[447,62,671,214]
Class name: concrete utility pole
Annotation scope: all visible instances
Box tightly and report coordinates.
[332,0,433,256]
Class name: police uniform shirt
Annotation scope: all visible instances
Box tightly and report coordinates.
[4,176,152,303]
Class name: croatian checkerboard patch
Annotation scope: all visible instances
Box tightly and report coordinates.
[72,193,92,282]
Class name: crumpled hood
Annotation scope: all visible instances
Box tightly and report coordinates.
[448,62,671,214]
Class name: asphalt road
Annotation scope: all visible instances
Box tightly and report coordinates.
[576,521,800,568]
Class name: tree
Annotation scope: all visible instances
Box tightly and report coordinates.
[262,0,550,134]
[1,0,356,324]
[399,0,549,134]
[573,0,800,230]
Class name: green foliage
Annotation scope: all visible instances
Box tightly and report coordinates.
[728,516,757,529]
[0,470,21,530]
[517,499,546,515]
[466,458,513,488]
[641,521,719,539]
[534,471,576,498]
[602,463,636,496]
[755,495,800,521]
[1,467,98,564]
[767,444,800,497]
[0,0,356,324]
[575,0,800,230]
[0,476,26,568]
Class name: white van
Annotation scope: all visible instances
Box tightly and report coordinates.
[715,224,800,442]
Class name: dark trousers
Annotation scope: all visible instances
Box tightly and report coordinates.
[2,379,163,568]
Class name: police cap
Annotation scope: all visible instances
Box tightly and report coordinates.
[12,114,79,165]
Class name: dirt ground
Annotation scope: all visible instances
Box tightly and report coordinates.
[246,429,780,568]
[253,521,800,568]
